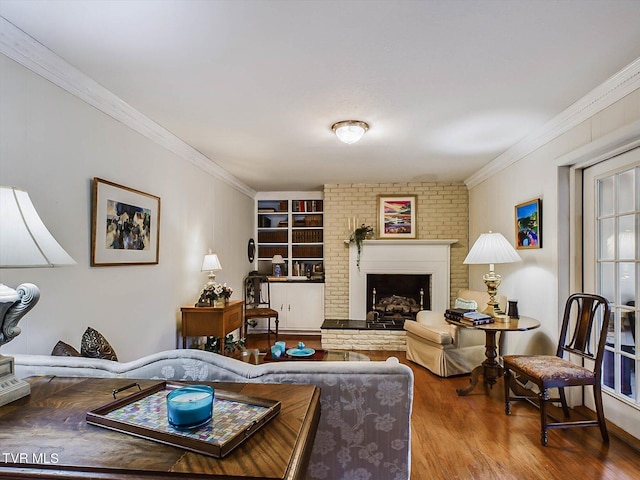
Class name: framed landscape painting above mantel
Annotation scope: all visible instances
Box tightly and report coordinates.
[377,195,417,239]
[91,178,161,266]
[515,198,542,249]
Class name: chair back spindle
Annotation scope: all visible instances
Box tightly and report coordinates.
[558,294,609,364]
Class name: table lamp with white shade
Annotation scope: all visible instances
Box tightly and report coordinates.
[0,186,76,406]
[201,250,222,286]
[272,254,285,277]
[463,231,521,317]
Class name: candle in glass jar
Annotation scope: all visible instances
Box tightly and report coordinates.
[166,385,214,430]
[275,341,286,354]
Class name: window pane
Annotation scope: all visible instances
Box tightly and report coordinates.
[600,262,615,302]
[599,176,615,216]
[603,349,615,390]
[619,262,635,305]
[617,169,635,213]
[599,217,615,260]
[621,309,636,351]
[618,215,636,260]
[620,354,635,400]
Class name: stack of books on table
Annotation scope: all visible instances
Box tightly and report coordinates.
[444,308,474,322]
[461,311,494,325]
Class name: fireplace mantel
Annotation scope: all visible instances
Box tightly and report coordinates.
[349,239,457,319]
[360,239,458,246]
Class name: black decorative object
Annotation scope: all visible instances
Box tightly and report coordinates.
[247,238,256,262]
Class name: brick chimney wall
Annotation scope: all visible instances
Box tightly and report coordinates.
[323,182,469,319]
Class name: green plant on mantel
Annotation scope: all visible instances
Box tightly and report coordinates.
[349,224,374,270]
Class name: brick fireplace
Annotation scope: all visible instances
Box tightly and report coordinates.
[322,239,456,351]
[350,240,455,317]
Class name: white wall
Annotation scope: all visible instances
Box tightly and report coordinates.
[467,88,640,356]
[0,56,255,361]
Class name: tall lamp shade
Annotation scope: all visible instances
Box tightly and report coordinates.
[0,186,76,406]
[0,187,76,267]
[463,231,521,316]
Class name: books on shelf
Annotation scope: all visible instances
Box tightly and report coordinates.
[292,200,323,212]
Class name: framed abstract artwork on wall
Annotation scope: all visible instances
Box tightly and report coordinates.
[377,195,417,239]
[91,178,161,266]
[515,198,542,249]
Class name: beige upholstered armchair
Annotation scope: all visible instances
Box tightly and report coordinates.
[404,289,506,377]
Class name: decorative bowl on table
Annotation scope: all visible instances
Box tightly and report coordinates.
[285,346,315,357]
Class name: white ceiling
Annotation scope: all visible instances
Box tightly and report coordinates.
[1,0,640,192]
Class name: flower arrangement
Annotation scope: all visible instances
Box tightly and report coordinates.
[349,223,374,269]
[198,282,233,305]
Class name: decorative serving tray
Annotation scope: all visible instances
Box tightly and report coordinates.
[263,349,328,362]
[86,381,280,458]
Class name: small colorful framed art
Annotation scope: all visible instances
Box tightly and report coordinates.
[515,198,542,249]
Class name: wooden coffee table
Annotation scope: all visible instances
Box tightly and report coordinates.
[0,376,320,479]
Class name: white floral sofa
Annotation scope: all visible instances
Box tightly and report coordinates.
[14,349,413,480]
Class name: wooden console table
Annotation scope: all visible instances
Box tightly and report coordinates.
[0,376,320,479]
[181,300,243,353]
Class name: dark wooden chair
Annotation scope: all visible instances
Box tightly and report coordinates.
[503,293,611,446]
[244,275,279,345]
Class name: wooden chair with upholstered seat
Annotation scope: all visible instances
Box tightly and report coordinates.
[503,293,611,446]
[244,274,279,345]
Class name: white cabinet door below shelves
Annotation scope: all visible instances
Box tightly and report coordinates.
[270,283,324,331]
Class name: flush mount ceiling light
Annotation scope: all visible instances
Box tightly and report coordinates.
[331,120,369,144]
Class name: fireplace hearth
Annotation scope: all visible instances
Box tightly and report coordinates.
[366,315,408,330]
[322,318,409,331]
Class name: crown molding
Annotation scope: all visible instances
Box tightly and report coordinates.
[556,119,640,168]
[465,56,640,189]
[0,17,256,198]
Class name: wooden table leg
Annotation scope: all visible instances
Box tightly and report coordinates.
[457,330,504,396]
[482,330,504,389]
[457,364,483,395]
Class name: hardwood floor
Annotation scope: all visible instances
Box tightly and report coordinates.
[246,334,640,479]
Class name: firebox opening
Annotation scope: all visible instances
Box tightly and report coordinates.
[366,274,431,329]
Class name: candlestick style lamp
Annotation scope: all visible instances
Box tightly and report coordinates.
[0,186,76,406]
[463,231,521,317]
[201,250,222,286]
[272,255,285,277]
